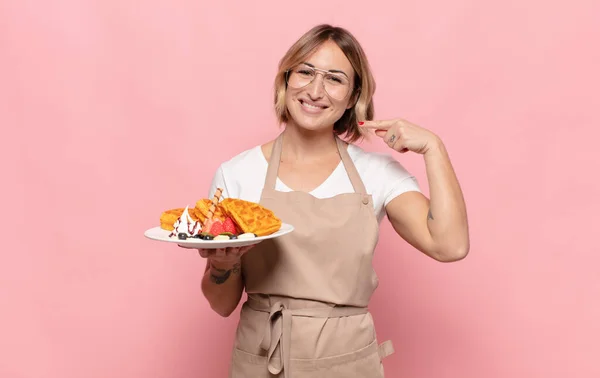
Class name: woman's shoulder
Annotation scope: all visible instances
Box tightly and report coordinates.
[347,143,416,182]
[219,144,266,172]
[347,143,402,168]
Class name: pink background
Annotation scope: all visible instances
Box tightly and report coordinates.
[2,1,599,377]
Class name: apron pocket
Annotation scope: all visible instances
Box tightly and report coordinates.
[229,339,390,378]
[290,339,386,378]
[229,347,270,378]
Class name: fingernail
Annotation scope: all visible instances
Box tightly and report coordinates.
[358,122,364,125]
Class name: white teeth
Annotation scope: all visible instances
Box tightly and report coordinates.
[301,101,323,109]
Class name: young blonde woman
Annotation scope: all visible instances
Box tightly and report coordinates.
[197,24,469,378]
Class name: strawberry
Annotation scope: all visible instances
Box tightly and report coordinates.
[209,220,225,236]
[223,217,237,234]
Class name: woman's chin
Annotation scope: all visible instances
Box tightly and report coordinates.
[292,121,332,133]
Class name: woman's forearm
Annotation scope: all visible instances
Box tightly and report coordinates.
[201,258,244,317]
[424,138,470,261]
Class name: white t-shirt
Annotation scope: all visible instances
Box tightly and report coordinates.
[208,144,422,223]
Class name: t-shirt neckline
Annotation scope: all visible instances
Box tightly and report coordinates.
[256,144,359,194]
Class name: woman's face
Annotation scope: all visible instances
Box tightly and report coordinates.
[285,40,355,133]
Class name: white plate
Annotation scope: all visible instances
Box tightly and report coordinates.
[144,223,294,249]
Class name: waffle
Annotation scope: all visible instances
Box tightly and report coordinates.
[160,208,199,231]
[194,199,227,223]
[219,198,282,236]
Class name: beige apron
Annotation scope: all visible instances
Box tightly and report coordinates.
[228,132,394,378]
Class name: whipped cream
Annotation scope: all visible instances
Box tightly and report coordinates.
[169,206,202,239]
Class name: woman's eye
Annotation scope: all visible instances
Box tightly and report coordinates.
[327,75,343,84]
[298,69,313,76]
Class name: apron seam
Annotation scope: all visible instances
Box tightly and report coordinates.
[232,338,383,369]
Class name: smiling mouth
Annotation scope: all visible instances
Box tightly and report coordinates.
[299,99,328,110]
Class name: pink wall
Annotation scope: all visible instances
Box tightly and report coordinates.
[2,1,599,377]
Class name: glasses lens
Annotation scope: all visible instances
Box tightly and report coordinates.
[287,65,351,101]
[287,66,314,88]
[322,73,350,100]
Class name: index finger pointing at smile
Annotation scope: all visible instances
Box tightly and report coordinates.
[358,120,395,130]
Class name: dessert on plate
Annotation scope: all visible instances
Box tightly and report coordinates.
[159,188,282,241]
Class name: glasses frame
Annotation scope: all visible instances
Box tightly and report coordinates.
[285,64,359,101]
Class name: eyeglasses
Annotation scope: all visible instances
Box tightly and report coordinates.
[285,64,354,101]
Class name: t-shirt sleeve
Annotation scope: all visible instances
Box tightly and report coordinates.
[380,157,422,207]
[207,164,232,200]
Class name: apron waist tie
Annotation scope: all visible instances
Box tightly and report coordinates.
[247,295,369,378]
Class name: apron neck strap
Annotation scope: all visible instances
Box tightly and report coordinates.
[263,132,367,195]
[264,132,284,190]
[335,136,367,195]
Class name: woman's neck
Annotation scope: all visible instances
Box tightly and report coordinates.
[280,122,340,163]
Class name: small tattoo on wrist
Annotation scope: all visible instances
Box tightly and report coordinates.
[210,270,232,284]
[209,262,241,285]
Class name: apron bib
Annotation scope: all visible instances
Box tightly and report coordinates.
[228,132,394,378]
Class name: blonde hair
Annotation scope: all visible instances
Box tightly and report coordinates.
[274,24,376,143]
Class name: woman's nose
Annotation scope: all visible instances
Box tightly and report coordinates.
[306,73,326,99]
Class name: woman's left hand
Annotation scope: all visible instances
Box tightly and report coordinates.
[359,119,440,155]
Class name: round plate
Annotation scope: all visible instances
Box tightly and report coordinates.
[144,223,294,249]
